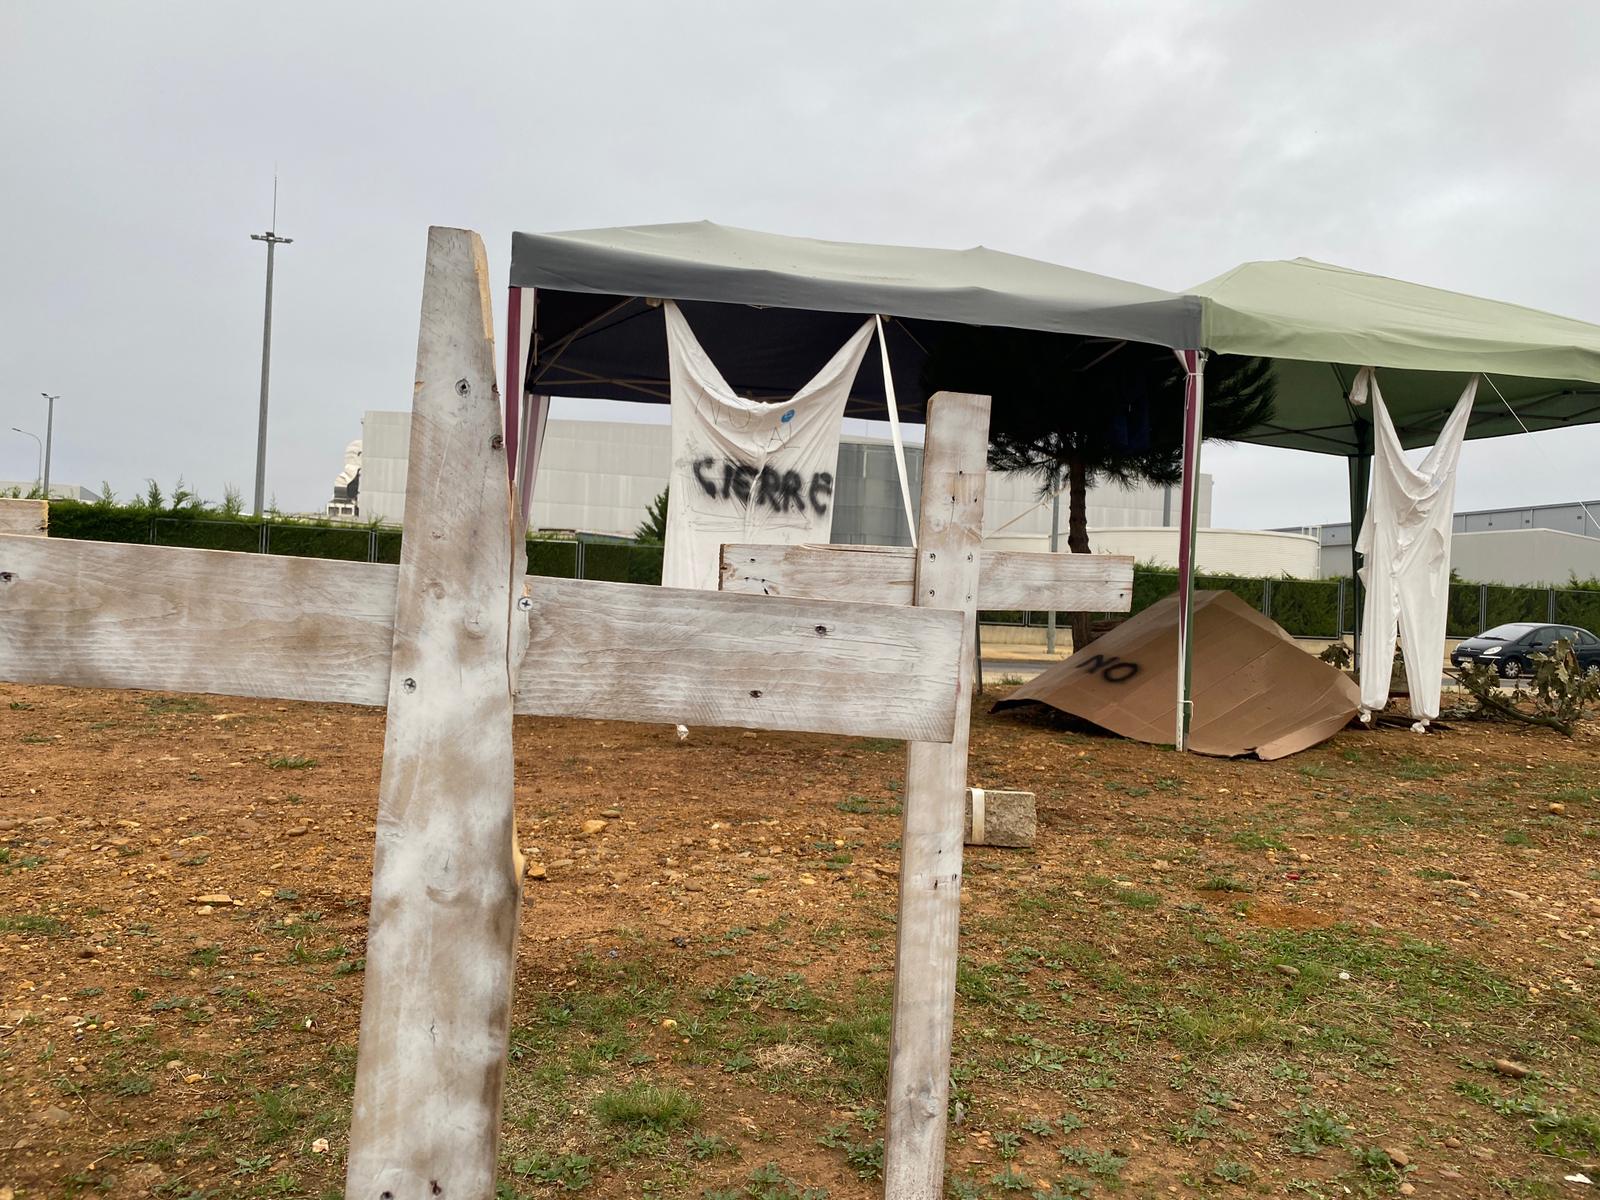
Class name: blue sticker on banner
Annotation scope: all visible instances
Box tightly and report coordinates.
[781,409,795,423]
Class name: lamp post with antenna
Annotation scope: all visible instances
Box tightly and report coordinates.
[11,427,42,495]
[39,393,56,498]
[249,179,292,516]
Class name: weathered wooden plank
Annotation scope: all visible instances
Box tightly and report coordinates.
[345,227,520,1200]
[0,498,47,537]
[514,576,962,742]
[720,543,1134,612]
[0,536,398,704]
[0,537,963,743]
[884,391,990,1200]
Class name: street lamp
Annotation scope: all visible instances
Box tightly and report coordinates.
[39,393,57,498]
[250,173,292,518]
[11,427,42,494]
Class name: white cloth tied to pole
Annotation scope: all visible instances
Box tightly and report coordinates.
[1353,367,1477,726]
[662,301,874,591]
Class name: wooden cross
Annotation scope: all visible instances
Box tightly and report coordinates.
[0,226,1131,1200]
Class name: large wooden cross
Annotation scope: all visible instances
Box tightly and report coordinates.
[0,227,1131,1200]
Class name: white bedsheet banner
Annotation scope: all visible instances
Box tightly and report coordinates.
[1354,368,1478,726]
[662,301,874,591]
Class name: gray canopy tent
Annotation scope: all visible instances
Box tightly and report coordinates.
[505,223,1600,749]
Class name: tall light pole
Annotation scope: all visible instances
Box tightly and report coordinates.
[39,393,57,498]
[249,181,292,516]
[11,427,42,494]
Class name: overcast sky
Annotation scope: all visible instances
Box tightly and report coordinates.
[4,2,1597,527]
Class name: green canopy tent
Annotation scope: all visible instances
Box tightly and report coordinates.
[1171,257,1600,748]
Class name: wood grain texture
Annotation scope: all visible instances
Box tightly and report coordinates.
[513,576,962,741]
[720,543,1133,612]
[0,538,963,744]
[884,392,991,1200]
[0,498,47,537]
[0,535,397,703]
[345,227,520,1200]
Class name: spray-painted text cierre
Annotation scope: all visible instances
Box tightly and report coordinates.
[691,456,835,517]
[1077,652,1140,683]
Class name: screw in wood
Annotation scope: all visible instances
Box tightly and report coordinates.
[490,434,504,450]
[454,378,471,396]
[401,678,417,693]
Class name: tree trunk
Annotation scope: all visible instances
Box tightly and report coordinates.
[1067,456,1093,652]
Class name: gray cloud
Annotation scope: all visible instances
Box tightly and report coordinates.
[3,1,1596,525]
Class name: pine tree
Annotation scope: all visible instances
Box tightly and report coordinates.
[923,333,1275,648]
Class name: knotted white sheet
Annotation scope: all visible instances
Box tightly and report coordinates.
[1353,368,1477,727]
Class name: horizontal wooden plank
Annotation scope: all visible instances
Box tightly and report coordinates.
[513,576,961,741]
[0,536,962,742]
[0,535,399,704]
[0,499,47,537]
[720,543,1134,612]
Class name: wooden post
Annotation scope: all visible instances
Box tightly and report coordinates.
[883,391,991,1200]
[345,228,523,1199]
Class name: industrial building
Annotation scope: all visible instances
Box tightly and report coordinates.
[339,411,1284,565]
[1289,499,1600,585]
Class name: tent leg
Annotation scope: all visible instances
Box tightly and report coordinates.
[1346,452,1371,662]
[1174,351,1205,752]
[505,286,523,487]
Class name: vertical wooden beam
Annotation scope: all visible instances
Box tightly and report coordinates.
[883,391,991,1200]
[346,227,522,1200]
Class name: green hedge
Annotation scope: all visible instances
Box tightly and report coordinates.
[37,497,1600,637]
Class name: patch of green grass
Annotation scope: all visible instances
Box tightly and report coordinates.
[1282,1103,1351,1155]
[1457,1080,1600,1157]
[1202,874,1252,892]
[508,1151,594,1190]
[591,1082,700,1132]
[1502,828,1533,847]
[0,913,66,935]
[1393,756,1456,780]
[145,696,212,715]
[252,1086,306,1144]
[1416,867,1462,881]
[266,754,318,770]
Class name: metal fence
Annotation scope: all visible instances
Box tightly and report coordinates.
[981,574,1600,641]
[146,518,664,583]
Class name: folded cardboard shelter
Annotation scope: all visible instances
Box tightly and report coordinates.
[994,590,1359,759]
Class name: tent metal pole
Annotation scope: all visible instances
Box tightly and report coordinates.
[505,286,523,488]
[1346,448,1371,661]
[1174,350,1206,752]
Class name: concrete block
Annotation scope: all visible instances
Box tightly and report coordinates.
[964,787,1035,848]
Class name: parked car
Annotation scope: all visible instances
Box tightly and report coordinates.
[1450,622,1600,679]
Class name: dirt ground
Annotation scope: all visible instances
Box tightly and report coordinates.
[2,683,1598,1200]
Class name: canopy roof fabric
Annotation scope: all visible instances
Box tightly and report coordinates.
[1194,259,1600,455]
[512,221,1200,420]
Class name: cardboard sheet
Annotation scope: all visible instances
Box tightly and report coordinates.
[993,591,1360,760]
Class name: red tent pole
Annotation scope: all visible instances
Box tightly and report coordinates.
[504,286,523,489]
[1174,350,1206,751]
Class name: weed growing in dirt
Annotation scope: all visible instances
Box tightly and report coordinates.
[1282,1103,1351,1155]
[592,1082,700,1132]
[266,754,318,770]
[0,913,66,935]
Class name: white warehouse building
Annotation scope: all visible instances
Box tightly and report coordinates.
[341,409,1316,577]
[352,409,1214,543]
